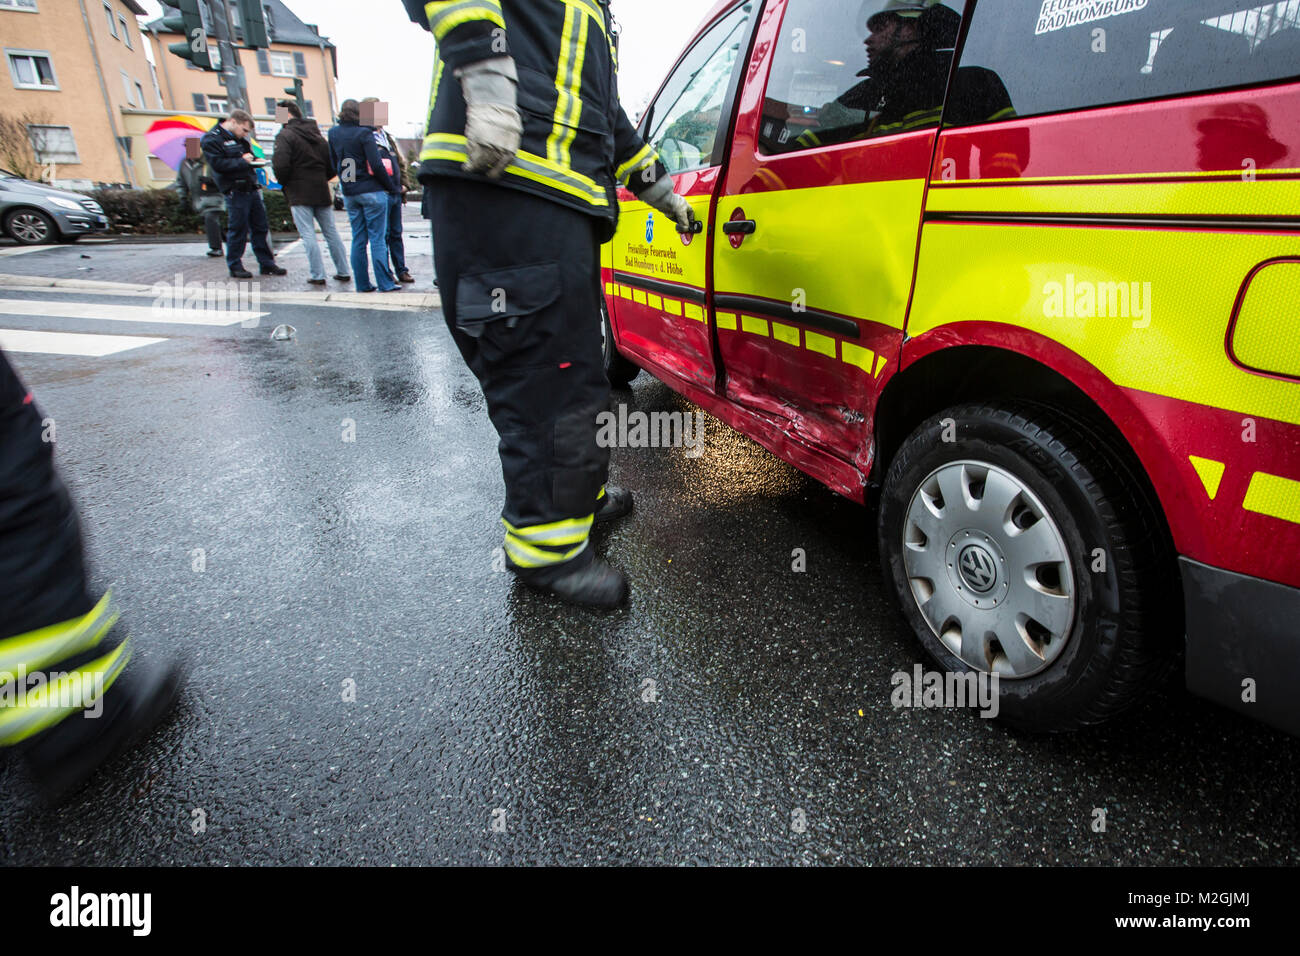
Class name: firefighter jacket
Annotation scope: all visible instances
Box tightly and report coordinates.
[402,0,670,241]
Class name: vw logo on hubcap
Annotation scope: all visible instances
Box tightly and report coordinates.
[958,544,998,593]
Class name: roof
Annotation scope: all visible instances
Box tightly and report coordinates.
[146,0,334,49]
[122,1,147,15]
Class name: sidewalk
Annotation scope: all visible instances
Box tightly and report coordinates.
[0,205,438,304]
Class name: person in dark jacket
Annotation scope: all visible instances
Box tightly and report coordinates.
[175,140,225,258]
[272,101,351,286]
[361,99,415,284]
[200,108,286,279]
[0,347,184,800]
[403,0,694,609]
[327,100,401,293]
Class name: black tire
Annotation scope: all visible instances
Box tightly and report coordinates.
[4,208,58,246]
[877,401,1178,731]
[601,295,640,388]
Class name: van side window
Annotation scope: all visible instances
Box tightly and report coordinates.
[951,0,1300,127]
[759,1,967,155]
[643,2,753,174]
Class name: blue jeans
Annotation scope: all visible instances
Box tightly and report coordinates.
[387,192,407,276]
[225,189,275,273]
[290,205,349,281]
[343,191,397,292]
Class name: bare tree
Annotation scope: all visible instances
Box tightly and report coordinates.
[0,109,53,180]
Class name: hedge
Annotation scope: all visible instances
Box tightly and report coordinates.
[85,187,295,236]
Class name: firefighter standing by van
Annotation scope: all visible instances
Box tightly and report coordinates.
[402,0,695,610]
[0,349,183,799]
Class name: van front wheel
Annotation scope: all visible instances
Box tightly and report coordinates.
[877,401,1177,731]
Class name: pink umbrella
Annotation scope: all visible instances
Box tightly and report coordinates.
[145,115,217,172]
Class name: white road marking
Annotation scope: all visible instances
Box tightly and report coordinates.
[0,299,264,326]
[0,245,56,258]
[0,328,167,356]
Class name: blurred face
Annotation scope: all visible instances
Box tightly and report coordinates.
[865,15,921,70]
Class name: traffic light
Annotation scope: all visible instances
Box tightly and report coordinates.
[236,0,273,49]
[160,0,215,71]
[283,78,306,116]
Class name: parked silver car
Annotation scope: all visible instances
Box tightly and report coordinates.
[0,168,110,245]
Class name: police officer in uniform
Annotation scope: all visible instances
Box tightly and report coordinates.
[402,0,694,610]
[0,349,183,799]
[201,109,287,279]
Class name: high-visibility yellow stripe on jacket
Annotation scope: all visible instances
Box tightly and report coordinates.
[425,0,505,42]
[409,0,672,230]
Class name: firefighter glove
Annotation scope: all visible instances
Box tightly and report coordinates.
[641,175,695,232]
[455,56,523,178]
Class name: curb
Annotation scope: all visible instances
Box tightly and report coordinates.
[0,273,441,310]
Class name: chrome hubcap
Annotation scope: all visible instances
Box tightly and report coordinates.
[12,213,49,243]
[902,460,1076,679]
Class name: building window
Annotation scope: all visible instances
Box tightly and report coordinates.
[271,51,297,76]
[119,14,132,49]
[207,97,229,114]
[121,70,133,105]
[192,93,206,111]
[303,100,313,118]
[0,0,39,10]
[6,50,58,90]
[27,125,79,164]
[135,81,145,107]
[264,97,277,115]
[103,1,117,38]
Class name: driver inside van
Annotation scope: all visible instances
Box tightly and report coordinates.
[801,1,1016,149]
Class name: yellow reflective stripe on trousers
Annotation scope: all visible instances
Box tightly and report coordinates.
[420,133,609,207]
[424,0,505,41]
[548,5,589,169]
[0,636,131,746]
[502,513,594,546]
[616,143,656,185]
[504,535,590,568]
[0,592,117,682]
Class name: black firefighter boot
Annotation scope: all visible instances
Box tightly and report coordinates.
[593,485,633,525]
[512,549,629,611]
[18,639,185,802]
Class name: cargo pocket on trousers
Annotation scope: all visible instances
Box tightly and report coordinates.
[454,261,562,367]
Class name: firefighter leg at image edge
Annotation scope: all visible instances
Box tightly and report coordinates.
[0,349,184,800]
[431,181,633,610]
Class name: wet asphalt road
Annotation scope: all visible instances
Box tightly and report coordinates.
[0,286,1297,866]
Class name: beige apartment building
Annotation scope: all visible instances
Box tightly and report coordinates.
[0,0,158,187]
[0,0,337,190]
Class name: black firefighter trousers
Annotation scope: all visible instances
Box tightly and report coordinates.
[430,179,610,585]
[0,350,130,749]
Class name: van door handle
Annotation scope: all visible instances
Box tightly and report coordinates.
[723,220,756,235]
[677,219,704,234]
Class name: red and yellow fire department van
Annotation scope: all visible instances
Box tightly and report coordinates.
[601,0,1300,733]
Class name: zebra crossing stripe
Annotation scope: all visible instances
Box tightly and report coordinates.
[0,328,167,357]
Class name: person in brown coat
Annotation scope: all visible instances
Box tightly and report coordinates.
[272,101,350,285]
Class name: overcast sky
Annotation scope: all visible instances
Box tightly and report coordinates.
[134,1,710,138]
